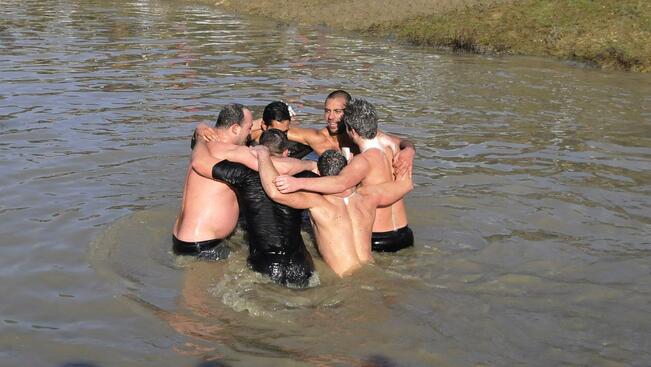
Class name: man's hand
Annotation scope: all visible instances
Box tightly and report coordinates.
[395,160,413,181]
[251,144,270,158]
[196,123,219,142]
[274,175,302,193]
[393,146,415,177]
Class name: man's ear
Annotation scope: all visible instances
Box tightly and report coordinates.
[261,123,268,131]
[347,128,358,139]
[230,123,241,136]
[282,149,289,158]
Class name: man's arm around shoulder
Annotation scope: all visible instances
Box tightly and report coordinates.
[255,146,321,210]
[379,130,416,175]
[287,126,325,147]
[274,154,369,194]
[360,165,414,208]
[191,138,221,179]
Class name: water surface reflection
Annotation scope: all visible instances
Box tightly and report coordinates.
[1,0,651,366]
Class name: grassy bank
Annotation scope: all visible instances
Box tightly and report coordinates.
[215,0,651,72]
[393,0,651,72]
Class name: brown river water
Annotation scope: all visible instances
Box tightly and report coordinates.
[1,1,651,366]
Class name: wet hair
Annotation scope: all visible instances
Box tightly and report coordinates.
[259,128,288,155]
[215,103,245,128]
[317,150,347,177]
[326,90,351,105]
[343,98,378,139]
[262,101,291,126]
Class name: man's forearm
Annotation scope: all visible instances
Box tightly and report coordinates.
[297,175,349,194]
[257,153,281,199]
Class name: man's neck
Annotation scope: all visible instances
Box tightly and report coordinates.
[358,137,381,152]
[213,129,235,144]
[330,187,355,199]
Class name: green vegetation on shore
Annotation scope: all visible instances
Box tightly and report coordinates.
[215,0,651,72]
[391,0,651,72]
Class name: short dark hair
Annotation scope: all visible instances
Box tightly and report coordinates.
[343,98,378,139]
[262,101,291,126]
[317,150,347,176]
[326,90,351,105]
[215,103,245,128]
[259,128,288,155]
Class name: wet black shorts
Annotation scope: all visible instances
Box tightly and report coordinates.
[172,235,230,261]
[248,245,314,288]
[371,226,414,252]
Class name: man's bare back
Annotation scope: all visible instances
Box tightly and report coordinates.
[307,189,377,274]
[257,148,413,276]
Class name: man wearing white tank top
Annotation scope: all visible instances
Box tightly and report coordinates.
[274,98,414,252]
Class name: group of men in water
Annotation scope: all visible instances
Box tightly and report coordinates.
[172,90,416,287]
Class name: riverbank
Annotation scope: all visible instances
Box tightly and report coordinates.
[214,0,651,72]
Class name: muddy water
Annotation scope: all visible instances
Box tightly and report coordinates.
[1,0,651,366]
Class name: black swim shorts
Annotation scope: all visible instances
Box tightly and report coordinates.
[172,235,230,261]
[371,226,414,252]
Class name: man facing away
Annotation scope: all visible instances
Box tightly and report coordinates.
[192,129,317,287]
[274,98,415,252]
[257,148,413,277]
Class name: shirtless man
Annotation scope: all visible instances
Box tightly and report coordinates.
[172,103,254,260]
[284,90,357,156]
[285,90,416,174]
[257,148,413,276]
[191,129,316,287]
[274,98,414,252]
[172,103,312,260]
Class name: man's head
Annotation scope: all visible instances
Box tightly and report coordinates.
[342,98,378,140]
[215,103,253,145]
[259,128,289,157]
[324,90,351,135]
[317,150,347,177]
[262,101,291,133]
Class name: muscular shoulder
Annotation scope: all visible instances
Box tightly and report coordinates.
[206,141,240,157]
[376,131,399,155]
[359,148,386,165]
[289,126,320,140]
[358,149,392,183]
[309,196,340,219]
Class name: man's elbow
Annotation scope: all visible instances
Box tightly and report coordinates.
[190,156,202,172]
[403,181,414,196]
[338,179,357,192]
[266,187,283,201]
[400,139,416,150]
[191,157,210,178]
[260,180,283,201]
